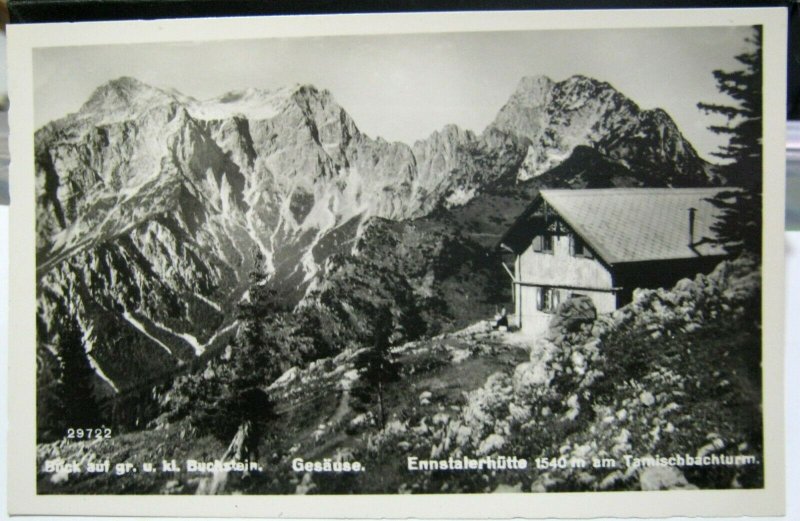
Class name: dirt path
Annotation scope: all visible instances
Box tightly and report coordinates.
[329,389,351,425]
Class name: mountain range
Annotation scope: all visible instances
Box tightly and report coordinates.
[35,74,718,395]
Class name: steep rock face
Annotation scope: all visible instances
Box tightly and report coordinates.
[35,79,527,390]
[34,74,713,392]
[493,75,712,184]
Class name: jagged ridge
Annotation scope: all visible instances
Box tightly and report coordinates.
[34,74,713,392]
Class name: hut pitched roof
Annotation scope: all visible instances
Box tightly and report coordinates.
[502,188,733,265]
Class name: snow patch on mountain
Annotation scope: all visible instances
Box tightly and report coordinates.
[195,293,222,312]
[176,332,205,357]
[87,354,120,394]
[81,325,121,394]
[186,86,297,121]
[122,311,173,356]
[204,321,239,348]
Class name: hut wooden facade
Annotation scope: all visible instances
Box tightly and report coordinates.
[497,188,732,334]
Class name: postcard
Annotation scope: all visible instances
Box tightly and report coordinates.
[7,7,787,518]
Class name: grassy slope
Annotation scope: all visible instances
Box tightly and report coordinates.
[38,252,763,495]
[36,250,762,496]
[37,324,529,494]
[361,256,764,494]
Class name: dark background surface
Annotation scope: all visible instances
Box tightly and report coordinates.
[3,0,792,20]
[789,2,799,119]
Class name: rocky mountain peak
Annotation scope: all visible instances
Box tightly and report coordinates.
[281,83,361,147]
[560,74,608,90]
[546,75,626,115]
[91,76,158,99]
[641,107,677,127]
[420,123,476,145]
[291,83,323,99]
[288,83,340,112]
[510,75,555,106]
[492,74,706,181]
[33,73,715,394]
[80,77,180,122]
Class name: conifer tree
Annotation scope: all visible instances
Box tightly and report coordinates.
[698,25,763,255]
[231,250,283,389]
[352,307,400,429]
[53,315,101,429]
[698,26,762,188]
[190,250,277,452]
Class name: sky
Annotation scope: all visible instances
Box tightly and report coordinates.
[33,26,753,162]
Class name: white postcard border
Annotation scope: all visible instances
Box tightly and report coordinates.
[7,7,787,518]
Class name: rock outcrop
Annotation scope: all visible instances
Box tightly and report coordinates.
[547,295,597,340]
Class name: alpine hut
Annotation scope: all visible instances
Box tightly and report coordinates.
[496,188,733,334]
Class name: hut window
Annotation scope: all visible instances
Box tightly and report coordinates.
[537,287,560,312]
[570,234,592,259]
[533,234,553,253]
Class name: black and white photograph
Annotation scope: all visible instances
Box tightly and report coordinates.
[6,8,788,518]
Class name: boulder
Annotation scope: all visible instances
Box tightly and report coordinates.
[547,295,597,339]
[639,466,698,491]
